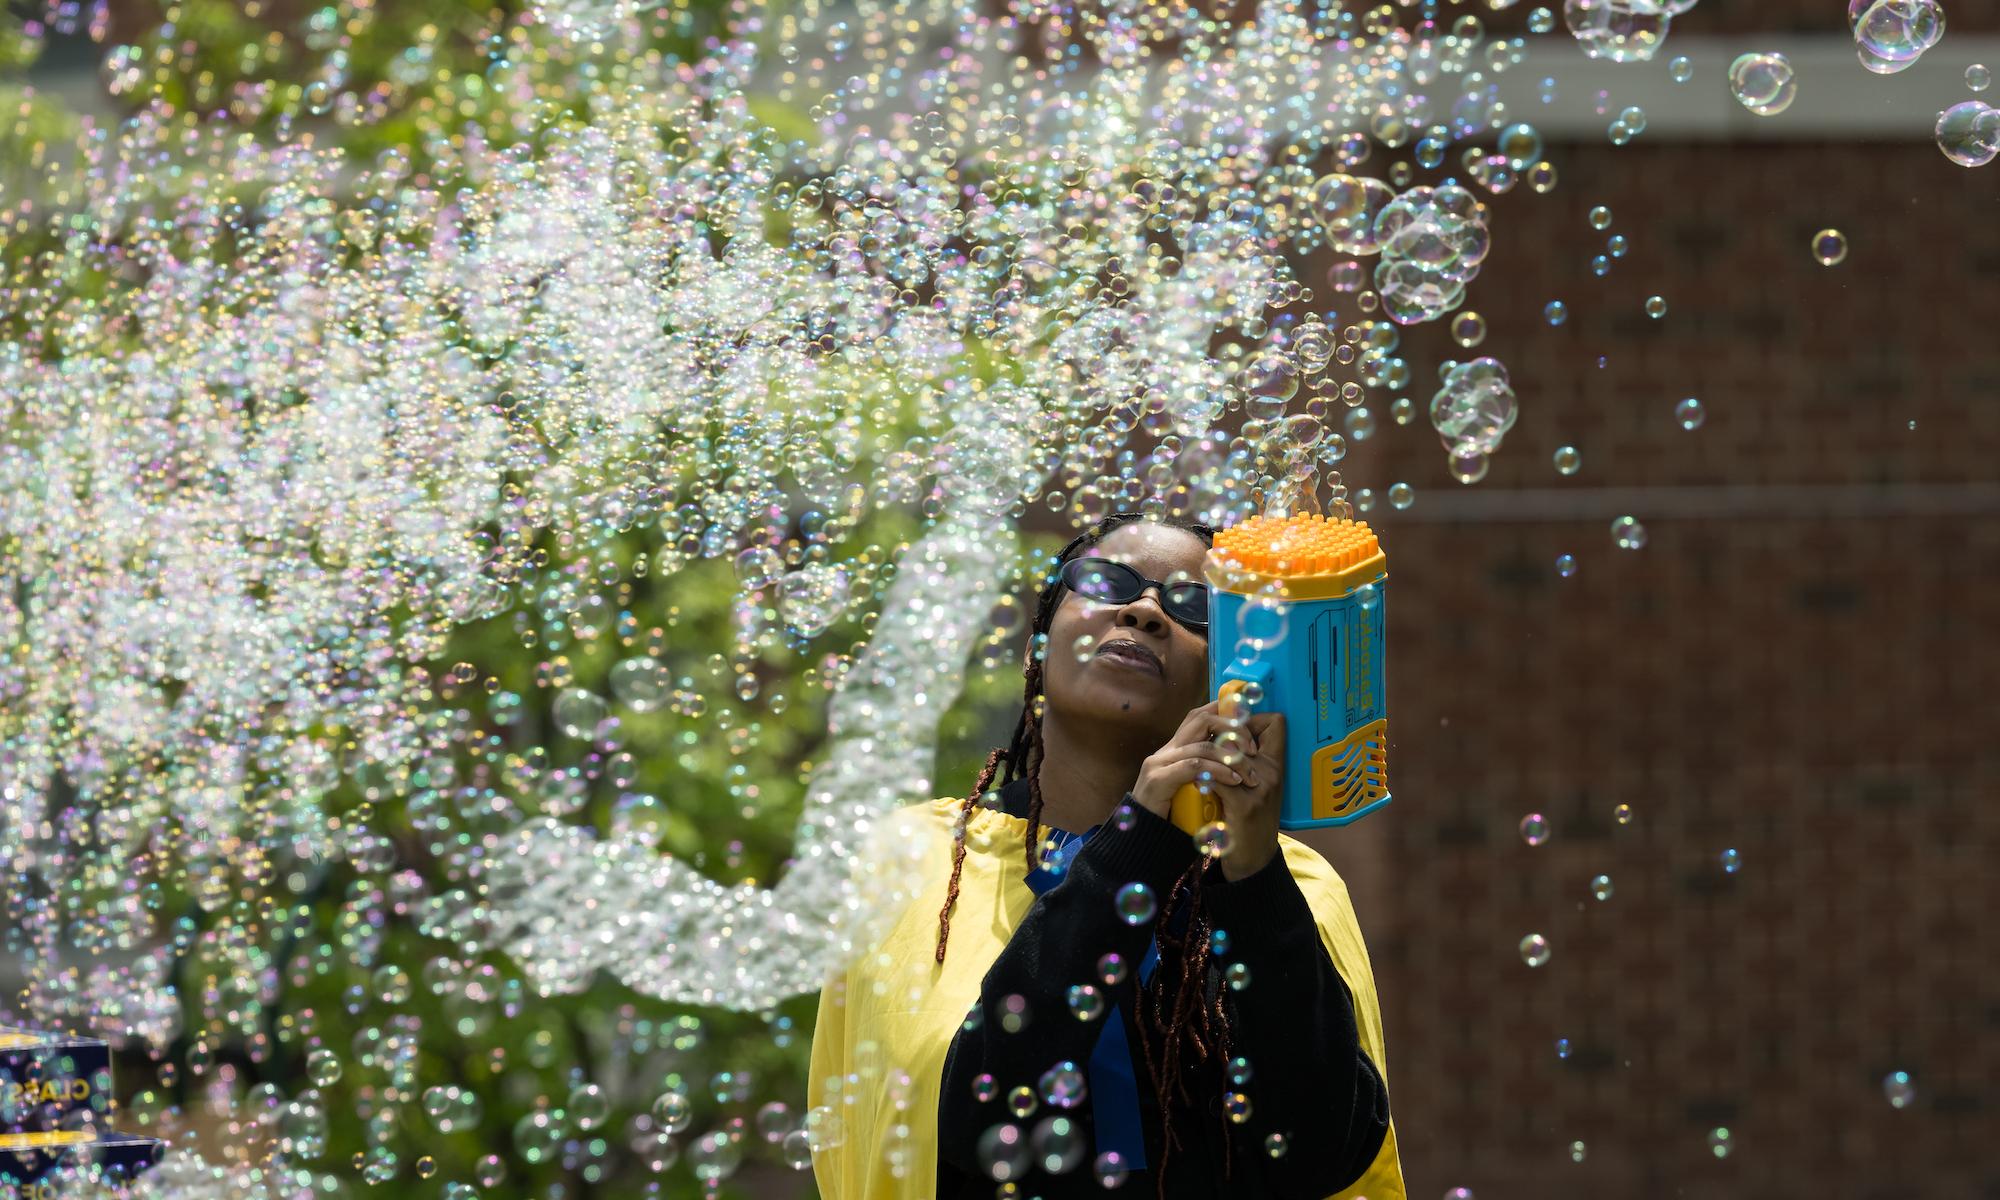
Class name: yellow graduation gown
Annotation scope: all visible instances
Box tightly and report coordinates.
[807,797,1406,1199]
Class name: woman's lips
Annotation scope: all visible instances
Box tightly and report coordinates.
[1094,638,1163,677]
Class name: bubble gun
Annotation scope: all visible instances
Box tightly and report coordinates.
[1170,513,1392,834]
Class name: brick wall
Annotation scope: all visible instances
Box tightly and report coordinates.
[1299,137,2000,1200]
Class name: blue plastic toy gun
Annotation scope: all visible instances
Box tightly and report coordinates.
[1171,513,1392,834]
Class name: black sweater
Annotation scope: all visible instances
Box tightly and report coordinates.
[935,780,1389,1197]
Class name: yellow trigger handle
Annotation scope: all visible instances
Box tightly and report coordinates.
[1170,679,1248,835]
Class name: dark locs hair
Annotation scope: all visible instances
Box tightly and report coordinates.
[932,511,1228,1192]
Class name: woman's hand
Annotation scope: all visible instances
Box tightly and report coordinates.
[1212,712,1285,881]
[1129,700,1247,819]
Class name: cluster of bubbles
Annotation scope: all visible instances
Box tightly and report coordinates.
[1564,0,1701,65]
[1430,359,1519,485]
[1,0,1959,1189]
[0,0,1618,1190]
[1849,0,1946,75]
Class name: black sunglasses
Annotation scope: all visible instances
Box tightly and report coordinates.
[1058,558,1210,634]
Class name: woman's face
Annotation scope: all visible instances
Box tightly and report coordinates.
[1040,522,1211,751]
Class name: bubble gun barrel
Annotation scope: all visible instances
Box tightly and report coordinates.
[1170,514,1392,834]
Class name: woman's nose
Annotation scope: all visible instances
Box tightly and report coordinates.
[1114,591,1171,637]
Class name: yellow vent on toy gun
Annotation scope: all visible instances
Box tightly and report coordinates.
[1311,718,1389,822]
[1209,513,1386,599]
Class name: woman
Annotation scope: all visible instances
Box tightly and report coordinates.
[808,513,1404,1199]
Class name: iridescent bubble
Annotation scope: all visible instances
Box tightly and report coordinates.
[306,1049,343,1087]
[1645,295,1668,319]
[1813,229,1850,266]
[1519,933,1553,968]
[1935,101,2000,168]
[1719,847,1742,874]
[1970,64,1993,93]
[1590,874,1615,901]
[973,1123,1027,1179]
[1194,820,1232,859]
[1729,52,1798,116]
[1225,962,1252,991]
[1553,446,1582,476]
[1883,1070,1916,1108]
[1097,952,1128,987]
[1555,1037,1572,1060]
[1612,515,1648,550]
[1387,482,1416,511]
[1707,1126,1733,1158]
[1114,882,1156,926]
[1094,1151,1131,1188]
[1038,1062,1087,1109]
[1032,1116,1087,1174]
[1067,984,1105,1022]
[1520,813,1551,846]
[1570,1140,1588,1163]
[652,1091,694,1134]
[1264,1131,1289,1158]
[1545,300,1569,326]
[1449,445,1490,485]
[1588,205,1614,230]
[1615,802,1636,825]
[1007,1086,1037,1118]
[1450,311,1489,348]
[1556,553,1578,579]
[1669,55,1694,82]
[1497,124,1544,170]
[1675,397,1705,430]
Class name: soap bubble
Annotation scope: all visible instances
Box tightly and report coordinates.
[1038,1062,1087,1109]
[1097,953,1129,987]
[1520,814,1552,846]
[977,1124,1031,1182]
[1883,1070,1917,1108]
[1813,229,1851,265]
[1612,516,1649,550]
[1970,65,1993,93]
[1669,55,1694,82]
[1936,102,2000,168]
[1450,445,1491,485]
[1729,53,1798,116]
[1388,482,1416,511]
[1720,847,1742,874]
[1546,300,1570,326]
[1114,882,1157,926]
[1195,820,1233,859]
[1590,874,1615,901]
[1645,295,1669,319]
[1067,984,1105,1022]
[1519,933,1553,968]
[1675,398,1706,430]
[1556,553,1579,579]
[1450,311,1489,348]
[1554,446,1583,476]
[1707,1127,1733,1158]
[1032,1116,1087,1174]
